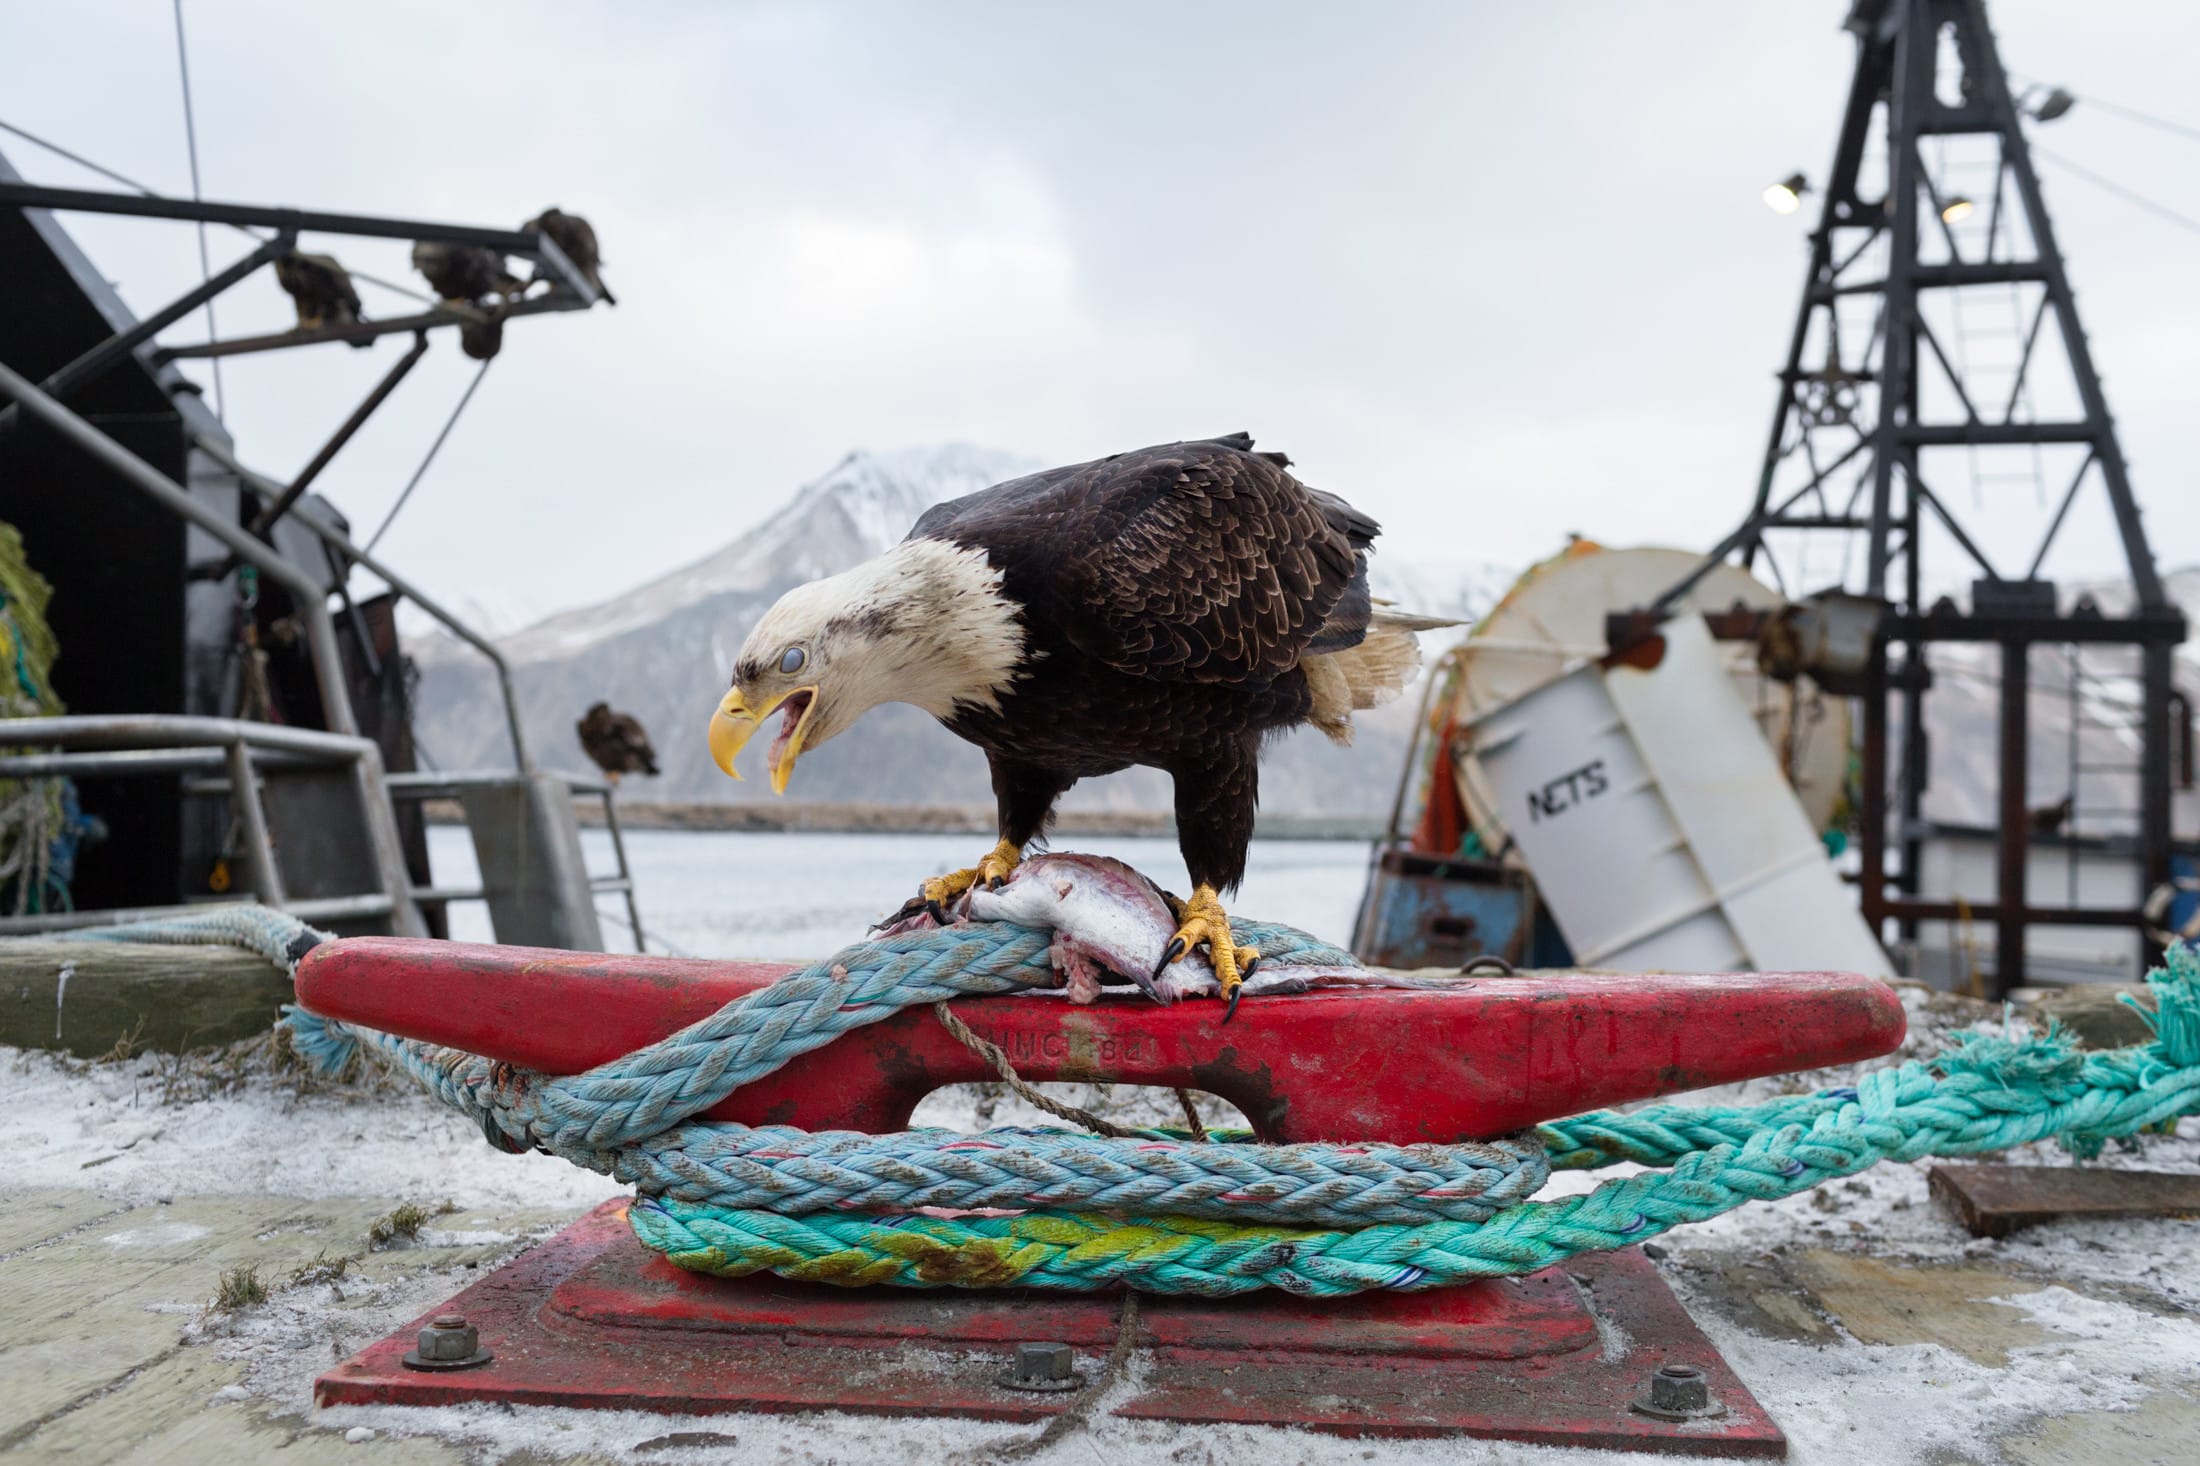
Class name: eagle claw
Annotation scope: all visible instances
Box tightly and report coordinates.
[1154,936,1188,978]
[1161,885,1260,1017]
[919,839,1025,914]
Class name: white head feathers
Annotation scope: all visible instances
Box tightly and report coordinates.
[731,539,1026,749]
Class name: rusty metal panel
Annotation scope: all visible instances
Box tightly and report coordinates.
[318,1201,1785,1454]
[1352,846,1569,969]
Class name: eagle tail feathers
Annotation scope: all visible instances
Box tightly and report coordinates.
[1301,610,1427,746]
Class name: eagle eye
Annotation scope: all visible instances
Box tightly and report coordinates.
[779,646,807,676]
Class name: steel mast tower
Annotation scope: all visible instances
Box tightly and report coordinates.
[1690,0,2186,992]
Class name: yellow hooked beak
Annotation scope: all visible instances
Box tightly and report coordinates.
[707,686,820,795]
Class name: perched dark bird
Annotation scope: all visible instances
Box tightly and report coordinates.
[2029,794,2075,837]
[411,241,524,305]
[524,207,615,305]
[577,702,659,784]
[274,251,371,347]
[707,434,1435,1014]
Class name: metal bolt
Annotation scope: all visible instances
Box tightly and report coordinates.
[1650,1364,1709,1413]
[419,1316,478,1360]
[1631,1361,1720,1421]
[996,1341,1082,1393]
[401,1313,493,1371]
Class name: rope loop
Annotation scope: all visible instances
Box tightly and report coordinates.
[51,906,2200,1296]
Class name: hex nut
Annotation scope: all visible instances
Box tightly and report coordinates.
[401,1314,494,1372]
[996,1341,1082,1393]
[1650,1364,1709,1413]
[1632,1361,1723,1421]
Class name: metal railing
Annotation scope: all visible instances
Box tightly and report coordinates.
[0,715,425,935]
[189,433,536,775]
[384,769,646,953]
[0,181,632,947]
[0,361,359,739]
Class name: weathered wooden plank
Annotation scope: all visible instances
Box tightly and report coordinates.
[0,939,290,1057]
[0,1191,578,1455]
[0,1189,129,1256]
[1927,1163,2200,1239]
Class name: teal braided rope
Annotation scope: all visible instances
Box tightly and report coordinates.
[48,908,2200,1297]
[284,917,1555,1227]
[631,965,2200,1296]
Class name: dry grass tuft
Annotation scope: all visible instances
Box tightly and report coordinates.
[210,1263,268,1313]
[286,1250,352,1287]
[97,1019,146,1064]
[366,1199,457,1251]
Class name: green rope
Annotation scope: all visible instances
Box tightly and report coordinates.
[73,907,2200,1298]
[631,950,2200,1295]
[0,521,73,916]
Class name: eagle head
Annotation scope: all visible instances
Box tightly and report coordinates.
[707,540,1025,793]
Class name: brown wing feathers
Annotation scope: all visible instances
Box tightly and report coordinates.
[912,434,1380,688]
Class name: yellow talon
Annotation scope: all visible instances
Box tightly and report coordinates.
[1159,883,1260,1020]
[921,838,1023,907]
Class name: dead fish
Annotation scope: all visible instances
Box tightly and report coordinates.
[954,853,1463,1006]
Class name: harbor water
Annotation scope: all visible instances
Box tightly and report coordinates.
[426,825,1375,960]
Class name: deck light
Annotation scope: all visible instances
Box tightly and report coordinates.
[2023,85,2076,122]
[1940,194,1975,223]
[1763,172,1810,214]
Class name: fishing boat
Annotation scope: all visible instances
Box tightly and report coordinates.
[0,146,641,1004]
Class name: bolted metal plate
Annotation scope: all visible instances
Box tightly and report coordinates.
[319,1201,1785,1455]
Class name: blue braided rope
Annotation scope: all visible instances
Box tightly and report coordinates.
[45,908,2200,1297]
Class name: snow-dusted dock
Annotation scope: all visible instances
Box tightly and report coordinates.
[4,985,2198,1465]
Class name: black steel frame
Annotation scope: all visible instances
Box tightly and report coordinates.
[1650,0,2185,994]
[1,179,611,770]
[0,178,600,443]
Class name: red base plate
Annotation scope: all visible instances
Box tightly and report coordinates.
[319,1202,1783,1455]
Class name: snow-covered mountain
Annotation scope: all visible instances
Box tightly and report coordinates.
[411,445,1505,813]
[462,445,1039,667]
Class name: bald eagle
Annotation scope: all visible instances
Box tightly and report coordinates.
[524,207,616,306]
[577,702,659,783]
[707,434,1430,1013]
[275,251,372,347]
[411,241,524,306]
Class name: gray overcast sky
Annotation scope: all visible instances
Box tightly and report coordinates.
[5,2,2195,629]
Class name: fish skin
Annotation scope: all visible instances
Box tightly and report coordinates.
[872,853,1464,1004]
[957,853,1459,1005]
[966,853,1192,1000]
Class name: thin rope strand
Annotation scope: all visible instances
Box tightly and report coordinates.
[364,358,492,552]
[170,0,223,422]
[932,1001,1138,1138]
[0,116,436,308]
[2031,145,2200,238]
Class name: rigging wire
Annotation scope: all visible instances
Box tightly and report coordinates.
[2008,72,2200,147]
[2070,93,2200,146]
[169,0,223,422]
[0,115,437,309]
[363,358,492,553]
[2029,145,2200,239]
[0,118,159,194]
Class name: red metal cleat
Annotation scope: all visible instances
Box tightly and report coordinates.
[301,938,1902,1453]
[296,938,1904,1142]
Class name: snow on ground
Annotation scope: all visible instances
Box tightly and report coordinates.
[0,1045,621,1214]
[6,984,2200,1464]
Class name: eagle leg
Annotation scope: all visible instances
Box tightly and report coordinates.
[919,837,1024,907]
[1155,883,1261,1022]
